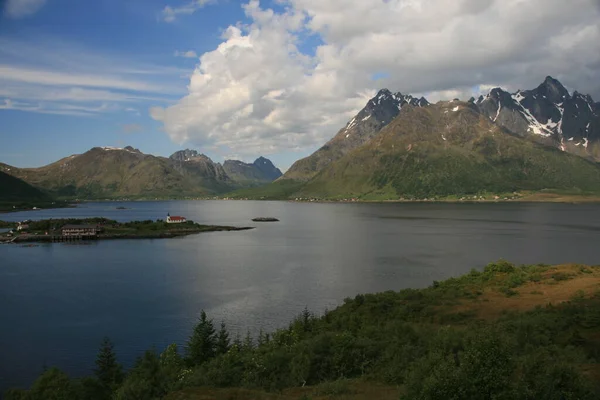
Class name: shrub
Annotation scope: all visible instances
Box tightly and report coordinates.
[500,287,519,297]
[552,272,573,282]
[484,260,515,274]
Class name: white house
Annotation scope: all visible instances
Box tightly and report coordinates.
[166,213,187,224]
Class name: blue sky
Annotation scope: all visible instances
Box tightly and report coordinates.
[1,0,599,171]
[0,0,281,167]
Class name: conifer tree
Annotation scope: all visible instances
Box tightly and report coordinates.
[216,321,231,355]
[186,310,217,366]
[94,337,124,391]
[243,329,254,351]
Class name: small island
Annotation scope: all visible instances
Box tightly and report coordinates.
[0,217,253,244]
[252,217,279,222]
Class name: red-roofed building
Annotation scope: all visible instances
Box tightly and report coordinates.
[166,214,187,224]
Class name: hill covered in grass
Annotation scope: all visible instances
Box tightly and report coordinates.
[0,171,57,211]
[6,261,600,399]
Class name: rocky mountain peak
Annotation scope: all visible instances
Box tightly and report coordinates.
[170,149,201,162]
[253,156,282,180]
[534,75,569,104]
[124,146,142,154]
[474,77,600,158]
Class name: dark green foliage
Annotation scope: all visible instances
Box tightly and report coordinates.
[186,310,217,366]
[0,171,53,203]
[216,321,231,355]
[28,368,78,400]
[114,350,162,400]
[3,389,29,400]
[93,336,123,395]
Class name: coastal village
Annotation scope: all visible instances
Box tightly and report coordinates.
[0,213,191,244]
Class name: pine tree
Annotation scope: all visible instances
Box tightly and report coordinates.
[257,328,265,347]
[243,329,254,351]
[233,333,243,350]
[216,321,231,355]
[186,310,217,366]
[94,337,124,391]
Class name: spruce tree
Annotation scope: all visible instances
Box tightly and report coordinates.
[243,329,254,351]
[216,321,231,355]
[186,310,217,366]
[94,337,124,391]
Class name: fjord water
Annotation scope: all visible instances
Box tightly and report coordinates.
[2,200,600,390]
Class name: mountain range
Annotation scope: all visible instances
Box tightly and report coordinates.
[236,76,600,199]
[3,76,600,202]
[0,147,282,200]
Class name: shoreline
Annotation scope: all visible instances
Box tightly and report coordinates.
[1,225,254,244]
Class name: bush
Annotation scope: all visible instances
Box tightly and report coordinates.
[484,260,515,274]
[500,287,519,297]
[552,272,573,281]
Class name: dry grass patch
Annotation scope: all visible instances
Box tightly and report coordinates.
[450,264,600,320]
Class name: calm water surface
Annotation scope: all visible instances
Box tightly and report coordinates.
[1,200,600,390]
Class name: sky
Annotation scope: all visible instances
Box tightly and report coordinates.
[1,0,599,171]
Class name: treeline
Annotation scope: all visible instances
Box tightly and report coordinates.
[5,261,600,399]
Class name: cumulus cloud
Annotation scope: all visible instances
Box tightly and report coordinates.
[174,50,198,58]
[161,0,215,22]
[152,0,600,158]
[3,0,46,18]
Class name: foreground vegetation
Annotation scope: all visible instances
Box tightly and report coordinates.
[5,261,600,399]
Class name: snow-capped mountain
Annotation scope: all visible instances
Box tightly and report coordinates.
[476,76,600,159]
[282,89,429,181]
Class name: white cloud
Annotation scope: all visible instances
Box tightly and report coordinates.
[174,50,198,58]
[153,0,600,159]
[4,0,46,18]
[0,37,186,116]
[0,65,165,92]
[161,0,215,22]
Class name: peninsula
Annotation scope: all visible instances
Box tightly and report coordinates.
[0,217,253,243]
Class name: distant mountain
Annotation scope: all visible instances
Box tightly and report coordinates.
[476,76,600,160]
[0,147,282,199]
[0,147,215,199]
[169,150,233,193]
[252,157,283,181]
[223,157,282,187]
[281,89,429,181]
[0,170,53,204]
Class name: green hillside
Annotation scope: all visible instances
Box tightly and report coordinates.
[0,171,55,210]
[1,148,222,200]
[233,102,600,200]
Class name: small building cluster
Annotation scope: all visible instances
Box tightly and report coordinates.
[61,225,100,237]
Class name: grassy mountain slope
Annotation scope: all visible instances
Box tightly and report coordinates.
[1,148,216,199]
[253,102,600,200]
[305,102,600,199]
[0,171,52,202]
